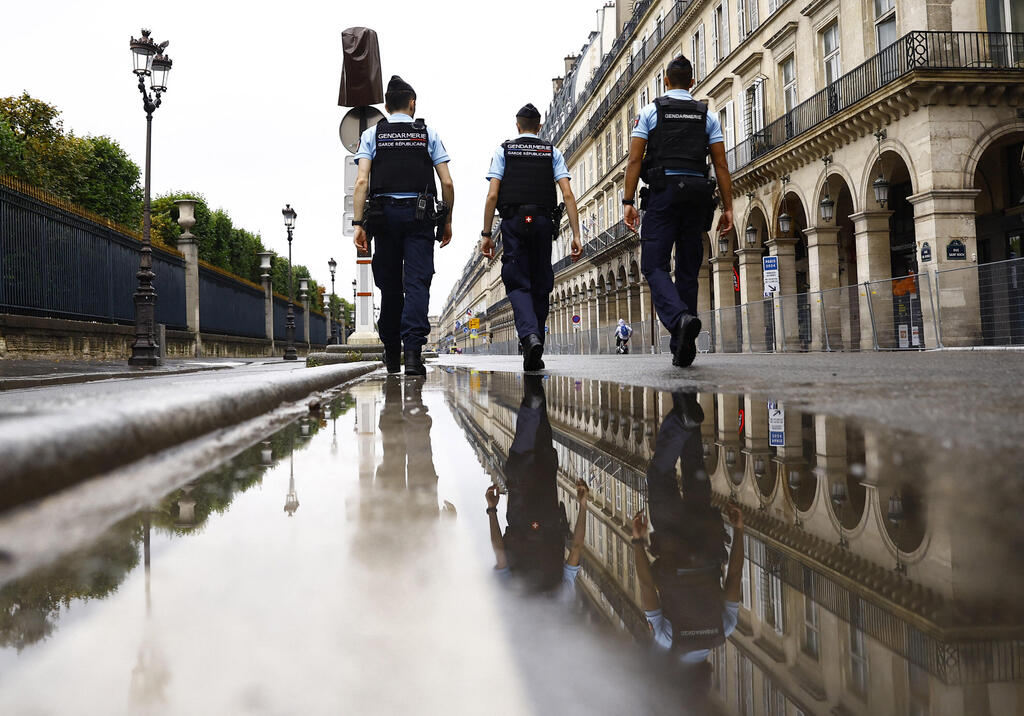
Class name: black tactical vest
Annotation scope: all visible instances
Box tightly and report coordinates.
[369,119,438,195]
[497,137,558,210]
[642,97,710,179]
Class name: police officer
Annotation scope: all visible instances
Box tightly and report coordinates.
[622,56,734,368]
[352,75,455,376]
[480,103,581,372]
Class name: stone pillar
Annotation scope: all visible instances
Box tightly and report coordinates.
[736,248,764,352]
[697,255,713,315]
[766,237,799,350]
[261,272,274,355]
[177,236,202,357]
[908,189,981,347]
[850,210,894,350]
[301,293,311,352]
[709,256,736,352]
[803,226,841,350]
[348,251,380,345]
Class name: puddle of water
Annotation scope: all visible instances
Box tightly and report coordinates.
[0,369,1021,715]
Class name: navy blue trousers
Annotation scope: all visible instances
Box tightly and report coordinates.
[500,214,554,340]
[640,183,705,345]
[371,203,435,349]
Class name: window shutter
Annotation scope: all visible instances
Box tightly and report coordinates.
[737,0,746,39]
[750,0,759,31]
[699,25,707,80]
[711,12,719,64]
[722,0,731,55]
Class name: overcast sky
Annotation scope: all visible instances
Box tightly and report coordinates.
[1,0,604,314]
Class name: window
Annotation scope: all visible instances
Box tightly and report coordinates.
[736,654,754,716]
[691,25,707,82]
[605,131,613,172]
[849,597,869,697]
[596,140,603,177]
[615,118,624,159]
[615,480,623,511]
[753,542,785,635]
[607,195,615,228]
[823,21,841,85]
[736,0,759,40]
[639,87,649,108]
[713,2,731,63]
[655,69,664,98]
[874,0,897,50]
[744,81,765,138]
[598,202,605,233]
[719,100,735,150]
[763,680,786,716]
[803,595,820,658]
[782,56,798,113]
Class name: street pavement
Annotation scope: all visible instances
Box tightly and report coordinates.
[0,356,265,390]
[436,351,1024,453]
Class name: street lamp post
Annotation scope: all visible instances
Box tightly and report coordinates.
[328,257,338,344]
[282,204,298,361]
[128,29,173,367]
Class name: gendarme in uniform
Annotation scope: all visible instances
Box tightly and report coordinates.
[482,103,579,371]
[353,75,452,376]
[624,55,730,368]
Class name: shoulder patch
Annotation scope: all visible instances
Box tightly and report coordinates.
[634,116,640,128]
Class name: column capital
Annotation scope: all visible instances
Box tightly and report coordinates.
[849,209,894,224]
[765,236,798,255]
[801,226,840,248]
[735,248,764,263]
[709,256,734,269]
[907,188,982,213]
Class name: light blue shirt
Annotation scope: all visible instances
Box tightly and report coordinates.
[486,133,571,182]
[631,89,723,177]
[495,562,580,604]
[645,601,739,664]
[354,113,450,198]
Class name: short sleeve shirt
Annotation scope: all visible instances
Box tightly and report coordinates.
[354,113,450,198]
[631,89,723,177]
[644,601,739,664]
[486,133,571,182]
[495,562,580,603]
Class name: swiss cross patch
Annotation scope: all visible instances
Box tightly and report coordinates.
[633,115,640,128]
[525,215,534,224]
[531,521,540,530]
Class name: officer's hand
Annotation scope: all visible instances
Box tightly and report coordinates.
[480,235,495,259]
[485,484,500,509]
[575,478,590,504]
[717,209,734,236]
[624,204,640,232]
[439,223,453,249]
[570,236,582,262]
[353,226,368,253]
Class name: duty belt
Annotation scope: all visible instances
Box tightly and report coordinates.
[501,204,553,220]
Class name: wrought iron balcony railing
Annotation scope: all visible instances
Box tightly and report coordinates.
[551,219,636,277]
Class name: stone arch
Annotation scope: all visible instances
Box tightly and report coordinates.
[741,200,772,247]
[858,136,918,206]
[811,160,861,219]
[962,116,1024,191]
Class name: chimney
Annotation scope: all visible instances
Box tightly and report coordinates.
[615,0,631,35]
[552,77,564,94]
[564,54,577,76]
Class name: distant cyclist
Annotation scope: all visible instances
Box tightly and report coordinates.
[615,319,633,354]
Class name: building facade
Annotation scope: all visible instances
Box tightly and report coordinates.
[440,0,1024,354]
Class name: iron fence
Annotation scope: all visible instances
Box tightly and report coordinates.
[273,295,305,343]
[935,256,1024,347]
[1,180,187,329]
[198,265,265,338]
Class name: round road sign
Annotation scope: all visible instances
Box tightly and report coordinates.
[339,106,386,153]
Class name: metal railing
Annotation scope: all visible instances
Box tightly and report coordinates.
[552,219,636,277]
[726,31,1024,173]
[935,255,1024,347]
[1,179,187,329]
[198,264,265,338]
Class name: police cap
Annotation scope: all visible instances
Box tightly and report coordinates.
[516,103,541,120]
[386,75,416,97]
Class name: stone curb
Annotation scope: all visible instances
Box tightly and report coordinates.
[0,363,237,392]
[0,362,379,512]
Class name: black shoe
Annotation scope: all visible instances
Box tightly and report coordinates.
[383,344,401,374]
[670,391,705,428]
[404,347,426,376]
[521,334,543,372]
[672,315,702,368]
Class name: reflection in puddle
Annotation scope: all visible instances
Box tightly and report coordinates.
[0,371,1021,715]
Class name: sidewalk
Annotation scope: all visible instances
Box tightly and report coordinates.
[0,360,380,511]
[435,351,1024,454]
[0,356,268,390]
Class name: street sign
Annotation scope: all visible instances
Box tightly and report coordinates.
[342,212,354,237]
[343,155,359,193]
[768,400,785,447]
[572,314,580,324]
[762,256,780,296]
[470,329,478,339]
[468,318,480,330]
[339,106,386,153]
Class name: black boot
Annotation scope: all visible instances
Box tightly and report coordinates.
[522,373,546,409]
[404,347,426,376]
[383,344,401,374]
[521,334,543,372]
[672,315,702,368]
[670,391,705,428]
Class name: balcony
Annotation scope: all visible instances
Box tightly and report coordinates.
[726,30,1024,173]
[551,219,636,277]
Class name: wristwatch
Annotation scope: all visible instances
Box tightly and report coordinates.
[352,219,364,227]
[481,230,492,238]
[621,198,635,206]
[486,506,497,514]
